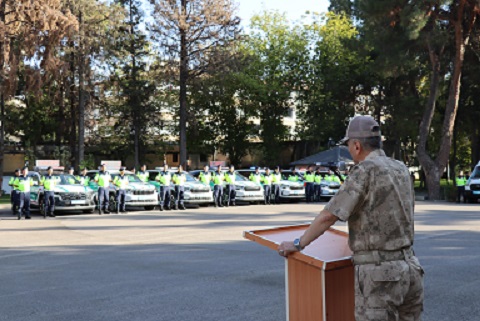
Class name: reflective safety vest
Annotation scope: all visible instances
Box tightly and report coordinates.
[156,171,171,186]
[314,174,323,184]
[272,173,282,184]
[288,175,298,182]
[199,171,212,185]
[262,174,273,185]
[137,171,149,182]
[41,175,60,191]
[225,171,236,184]
[76,175,90,186]
[304,173,315,183]
[114,175,129,190]
[95,171,111,188]
[14,176,33,193]
[330,175,341,184]
[456,176,467,187]
[9,176,19,190]
[213,172,224,185]
[172,172,187,186]
[249,173,262,184]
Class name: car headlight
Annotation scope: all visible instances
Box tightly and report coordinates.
[126,189,134,195]
[184,186,191,192]
[235,185,244,191]
[281,185,289,190]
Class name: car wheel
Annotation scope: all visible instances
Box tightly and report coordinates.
[39,197,46,218]
[109,194,117,212]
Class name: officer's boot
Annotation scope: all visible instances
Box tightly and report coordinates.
[232,201,236,207]
[214,200,218,208]
[49,212,55,218]
[175,202,179,210]
[116,205,120,214]
[17,210,21,220]
[180,203,185,210]
[98,208,103,215]
[159,205,164,211]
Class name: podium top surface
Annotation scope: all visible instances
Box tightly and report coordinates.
[244,224,353,270]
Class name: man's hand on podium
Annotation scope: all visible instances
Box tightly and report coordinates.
[278,241,298,257]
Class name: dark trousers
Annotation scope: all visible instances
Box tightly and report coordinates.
[314,184,322,201]
[457,186,465,203]
[98,187,110,211]
[305,182,314,202]
[11,190,18,212]
[175,185,185,208]
[16,192,31,217]
[214,185,223,206]
[116,189,126,212]
[44,191,55,214]
[264,185,271,204]
[271,184,280,204]
[227,184,236,205]
[159,186,171,209]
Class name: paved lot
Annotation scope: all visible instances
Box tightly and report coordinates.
[0,201,479,321]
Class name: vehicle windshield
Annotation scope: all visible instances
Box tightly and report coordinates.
[471,167,480,179]
[235,173,248,181]
[111,173,142,182]
[53,174,80,185]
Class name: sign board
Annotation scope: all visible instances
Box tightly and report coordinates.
[209,161,226,168]
[36,160,60,167]
[100,161,122,170]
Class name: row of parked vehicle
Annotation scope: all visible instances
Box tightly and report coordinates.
[25,167,343,215]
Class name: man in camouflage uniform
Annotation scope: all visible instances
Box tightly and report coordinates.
[279,115,424,321]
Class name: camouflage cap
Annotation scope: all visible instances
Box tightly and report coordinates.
[340,115,381,144]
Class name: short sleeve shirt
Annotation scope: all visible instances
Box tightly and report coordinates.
[324,149,415,252]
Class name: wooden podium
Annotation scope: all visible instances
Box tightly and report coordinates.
[244,224,354,321]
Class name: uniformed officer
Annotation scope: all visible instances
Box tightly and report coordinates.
[456,171,467,203]
[199,165,212,186]
[303,169,315,202]
[76,168,90,186]
[314,169,323,202]
[172,165,187,210]
[155,164,172,211]
[288,169,299,182]
[137,164,149,183]
[261,168,273,205]
[94,164,112,214]
[40,166,59,218]
[279,115,424,321]
[271,166,282,204]
[224,165,236,207]
[67,166,77,184]
[212,167,225,208]
[9,169,21,214]
[14,166,34,220]
[113,167,129,213]
[249,167,262,185]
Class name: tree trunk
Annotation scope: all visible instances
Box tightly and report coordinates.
[77,10,85,170]
[69,45,77,168]
[417,40,442,200]
[179,0,188,167]
[0,0,7,194]
[130,0,140,169]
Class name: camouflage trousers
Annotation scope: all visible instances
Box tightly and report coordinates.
[354,256,424,321]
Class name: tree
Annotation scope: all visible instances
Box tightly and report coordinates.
[150,0,241,166]
[0,0,77,190]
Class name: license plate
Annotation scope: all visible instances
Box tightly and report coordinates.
[137,195,154,200]
[71,200,86,205]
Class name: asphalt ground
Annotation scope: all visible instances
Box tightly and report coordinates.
[0,201,479,321]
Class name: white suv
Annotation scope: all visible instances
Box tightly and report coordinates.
[465,161,480,203]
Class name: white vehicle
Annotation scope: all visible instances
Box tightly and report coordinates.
[190,170,264,204]
[146,170,213,205]
[465,161,480,203]
[237,169,305,201]
[86,170,158,211]
[29,172,96,215]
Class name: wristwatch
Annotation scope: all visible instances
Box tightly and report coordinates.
[294,238,303,251]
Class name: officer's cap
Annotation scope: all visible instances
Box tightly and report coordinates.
[340,115,381,145]
[229,164,234,168]
[22,166,28,171]
[255,166,259,170]
[47,166,52,170]
[120,166,126,171]
[69,166,74,170]
[14,168,20,173]
[275,166,280,170]
[265,167,270,171]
